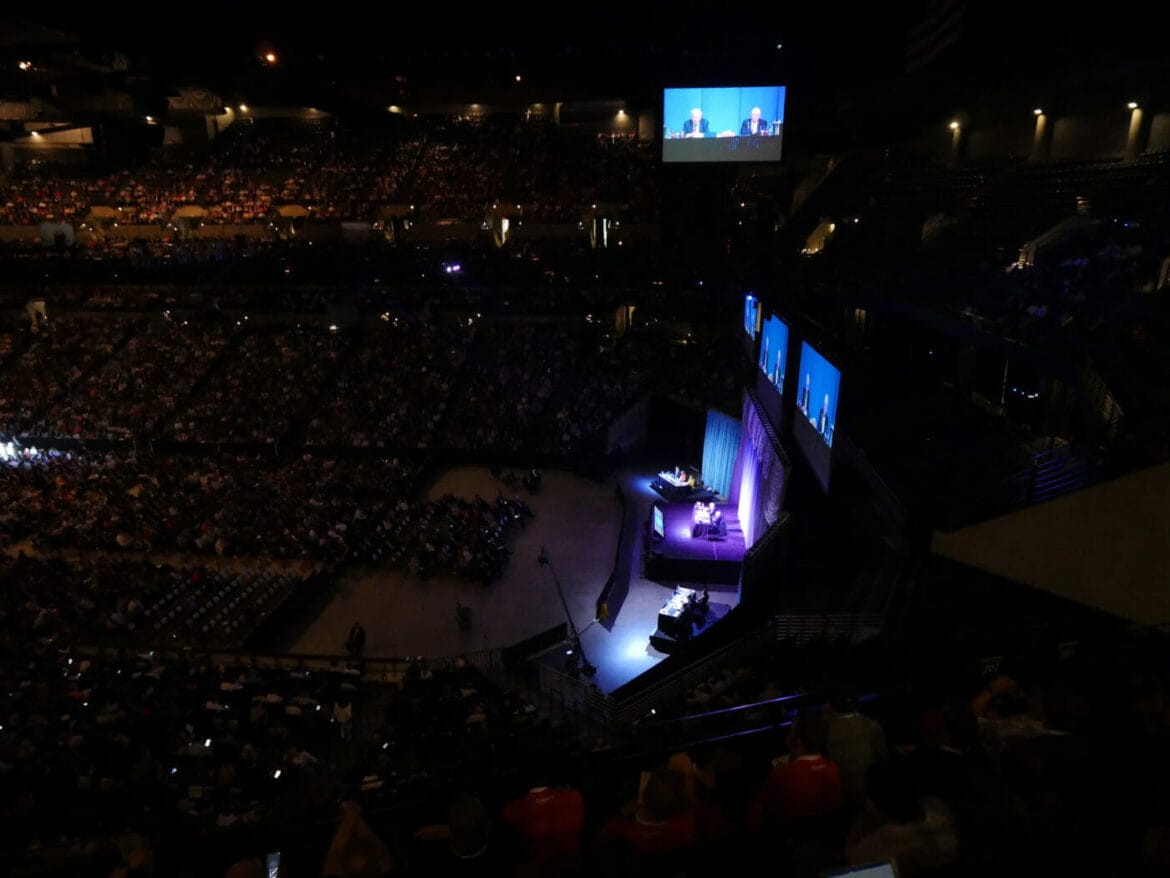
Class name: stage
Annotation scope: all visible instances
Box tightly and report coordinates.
[645,501,746,585]
[530,468,745,695]
[648,585,733,653]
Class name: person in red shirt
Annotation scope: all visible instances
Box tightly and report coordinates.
[500,768,586,877]
[745,710,848,874]
[754,710,844,827]
[594,768,697,862]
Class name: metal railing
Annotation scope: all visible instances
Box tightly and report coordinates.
[527,611,888,732]
[71,642,505,685]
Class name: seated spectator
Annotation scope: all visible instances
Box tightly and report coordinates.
[686,745,757,849]
[970,672,1020,719]
[594,768,696,860]
[322,801,394,878]
[500,757,586,877]
[826,694,889,810]
[411,790,518,875]
[753,709,844,828]
[844,760,959,878]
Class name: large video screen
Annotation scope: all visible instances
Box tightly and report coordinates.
[796,342,841,447]
[744,294,761,341]
[662,85,786,163]
[793,341,842,493]
[758,314,788,392]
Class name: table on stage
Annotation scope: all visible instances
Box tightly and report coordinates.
[658,587,698,638]
[658,470,689,488]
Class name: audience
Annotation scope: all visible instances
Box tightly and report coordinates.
[1,103,1168,878]
[499,758,586,878]
[322,801,395,878]
[844,760,960,877]
[825,693,890,810]
[593,767,697,866]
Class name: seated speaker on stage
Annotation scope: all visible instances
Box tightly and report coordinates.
[710,509,725,536]
[692,501,711,537]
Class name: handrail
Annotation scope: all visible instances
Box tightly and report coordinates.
[69,641,505,683]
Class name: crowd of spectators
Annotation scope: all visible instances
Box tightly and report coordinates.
[404,120,656,225]
[160,325,348,444]
[5,624,1168,878]
[0,446,423,561]
[0,285,335,315]
[353,492,533,585]
[435,321,573,453]
[0,118,421,229]
[37,319,234,440]
[0,554,320,649]
[0,115,656,239]
[0,293,744,453]
[304,318,470,449]
[0,441,537,589]
[0,644,366,872]
[0,314,141,435]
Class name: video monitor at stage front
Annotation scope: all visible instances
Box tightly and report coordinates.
[652,504,665,540]
[662,85,786,163]
[793,341,842,492]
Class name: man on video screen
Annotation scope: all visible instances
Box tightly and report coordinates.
[741,107,770,136]
[683,108,710,137]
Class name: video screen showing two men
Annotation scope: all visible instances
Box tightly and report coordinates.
[662,85,786,163]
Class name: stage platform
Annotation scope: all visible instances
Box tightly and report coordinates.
[645,501,745,585]
[649,586,732,653]
[649,471,718,504]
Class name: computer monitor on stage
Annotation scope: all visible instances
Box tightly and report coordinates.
[652,504,665,540]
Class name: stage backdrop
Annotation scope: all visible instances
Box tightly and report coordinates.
[701,408,741,499]
[729,393,788,549]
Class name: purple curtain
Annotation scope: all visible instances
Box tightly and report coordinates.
[730,395,786,548]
